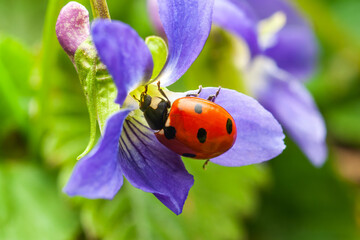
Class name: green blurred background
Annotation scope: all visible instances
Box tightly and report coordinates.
[0,0,360,239]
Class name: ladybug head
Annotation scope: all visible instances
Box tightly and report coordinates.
[135,85,170,130]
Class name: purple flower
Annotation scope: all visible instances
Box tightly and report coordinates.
[63,0,285,215]
[210,0,327,166]
[148,0,326,166]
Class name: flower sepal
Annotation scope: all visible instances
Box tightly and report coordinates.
[145,36,168,81]
[74,38,119,159]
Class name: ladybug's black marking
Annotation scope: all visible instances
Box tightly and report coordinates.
[182,153,196,158]
[226,118,233,134]
[197,128,207,143]
[194,104,202,114]
[164,126,176,139]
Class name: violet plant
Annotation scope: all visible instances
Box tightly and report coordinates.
[56,0,285,214]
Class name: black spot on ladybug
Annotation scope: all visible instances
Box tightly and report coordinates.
[197,128,207,143]
[182,153,196,158]
[164,126,176,139]
[226,118,233,134]
[194,104,202,114]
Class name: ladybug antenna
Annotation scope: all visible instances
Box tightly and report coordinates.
[144,85,148,94]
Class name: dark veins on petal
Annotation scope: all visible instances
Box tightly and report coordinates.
[117,117,194,214]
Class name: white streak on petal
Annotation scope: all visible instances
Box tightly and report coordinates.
[257,11,286,50]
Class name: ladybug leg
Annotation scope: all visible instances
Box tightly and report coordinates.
[202,159,210,170]
[157,81,171,107]
[207,95,215,102]
[133,85,148,102]
[197,85,203,95]
[207,86,221,102]
[186,85,203,97]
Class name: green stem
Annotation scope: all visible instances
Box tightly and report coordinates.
[30,0,61,158]
[90,0,111,19]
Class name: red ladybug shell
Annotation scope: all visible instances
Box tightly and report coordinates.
[155,97,237,159]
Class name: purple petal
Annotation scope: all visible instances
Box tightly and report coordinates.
[156,0,214,86]
[56,1,90,59]
[147,0,165,37]
[64,109,132,199]
[185,87,285,166]
[118,117,194,215]
[213,0,260,56]
[91,20,154,105]
[244,0,318,80]
[264,26,317,81]
[244,0,307,26]
[258,76,327,166]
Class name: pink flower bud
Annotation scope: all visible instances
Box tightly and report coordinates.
[56,1,90,60]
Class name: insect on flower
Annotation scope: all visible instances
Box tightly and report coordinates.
[56,0,285,215]
[137,82,237,161]
[148,0,327,166]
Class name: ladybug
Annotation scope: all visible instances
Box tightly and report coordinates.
[137,82,237,161]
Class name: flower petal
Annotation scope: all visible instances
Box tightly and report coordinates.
[258,75,327,166]
[118,117,194,215]
[184,87,285,166]
[147,0,165,37]
[264,26,317,81]
[64,109,132,199]
[91,20,154,105]
[244,0,317,80]
[156,0,214,86]
[213,0,260,56]
[244,0,307,26]
[56,1,90,59]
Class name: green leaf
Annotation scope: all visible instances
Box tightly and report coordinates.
[0,162,79,240]
[0,36,33,131]
[247,139,360,240]
[145,36,168,81]
[0,36,33,95]
[327,99,360,147]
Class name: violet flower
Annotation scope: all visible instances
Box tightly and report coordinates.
[211,0,327,166]
[58,0,285,215]
[149,0,327,166]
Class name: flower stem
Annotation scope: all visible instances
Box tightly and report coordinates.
[29,0,60,159]
[90,0,111,19]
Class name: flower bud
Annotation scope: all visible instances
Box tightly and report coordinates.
[56,1,90,60]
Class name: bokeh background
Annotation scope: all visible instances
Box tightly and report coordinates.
[1,0,360,239]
